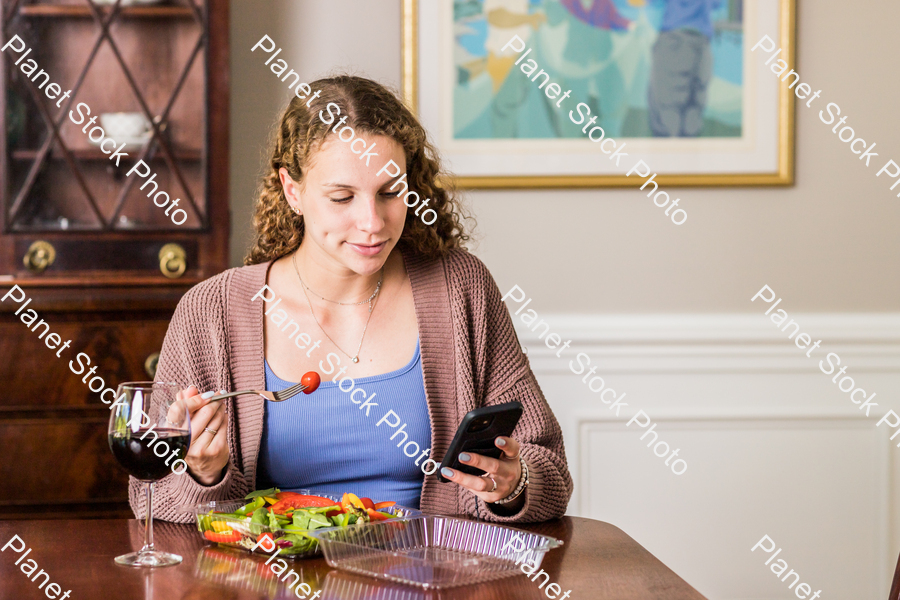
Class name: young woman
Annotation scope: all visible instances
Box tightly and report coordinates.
[130,75,572,523]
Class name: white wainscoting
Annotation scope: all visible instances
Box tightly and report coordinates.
[516,314,900,600]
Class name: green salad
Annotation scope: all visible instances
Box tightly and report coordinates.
[197,488,400,556]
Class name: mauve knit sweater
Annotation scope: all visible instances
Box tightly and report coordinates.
[129,246,573,523]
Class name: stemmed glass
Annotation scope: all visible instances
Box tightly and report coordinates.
[108,381,191,567]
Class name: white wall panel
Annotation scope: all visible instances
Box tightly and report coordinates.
[581,418,884,599]
[518,314,900,600]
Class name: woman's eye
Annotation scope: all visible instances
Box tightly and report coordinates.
[330,196,353,203]
[381,191,401,198]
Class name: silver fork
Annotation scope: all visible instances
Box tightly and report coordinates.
[207,381,309,403]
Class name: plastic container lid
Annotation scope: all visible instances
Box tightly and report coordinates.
[311,514,563,589]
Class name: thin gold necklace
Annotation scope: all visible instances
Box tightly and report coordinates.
[292,252,382,364]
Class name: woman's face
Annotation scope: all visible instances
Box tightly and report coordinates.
[282,134,408,276]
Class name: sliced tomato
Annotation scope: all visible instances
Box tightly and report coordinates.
[256,532,275,547]
[204,529,242,543]
[274,491,303,500]
[274,491,334,503]
[270,495,336,514]
[373,501,396,510]
[359,497,375,510]
[293,494,336,506]
[366,508,391,521]
[267,501,288,514]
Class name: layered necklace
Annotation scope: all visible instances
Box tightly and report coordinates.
[292,252,383,364]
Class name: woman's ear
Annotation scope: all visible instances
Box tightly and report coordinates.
[278,167,303,215]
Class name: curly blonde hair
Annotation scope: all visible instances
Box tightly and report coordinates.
[244,75,472,265]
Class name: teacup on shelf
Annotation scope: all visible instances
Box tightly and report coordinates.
[95,112,154,152]
[100,112,151,139]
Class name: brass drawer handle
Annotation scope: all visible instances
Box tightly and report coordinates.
[145,352,160,379]
[24,240,56,273]
[159,243,186,279]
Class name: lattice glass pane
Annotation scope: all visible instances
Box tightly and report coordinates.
[3,0,208,232]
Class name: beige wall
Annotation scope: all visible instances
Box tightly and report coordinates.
[230,0,900,313]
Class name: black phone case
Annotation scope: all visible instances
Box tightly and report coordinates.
[437,401,523,483]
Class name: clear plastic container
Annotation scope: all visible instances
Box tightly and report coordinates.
[181,491,421,559]
[310,515,564,589]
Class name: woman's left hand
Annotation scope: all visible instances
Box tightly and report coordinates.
[441,437,522,503]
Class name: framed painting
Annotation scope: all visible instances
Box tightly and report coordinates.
[402,0,795,188]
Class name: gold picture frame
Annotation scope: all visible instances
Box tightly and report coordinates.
[402,0,795,189]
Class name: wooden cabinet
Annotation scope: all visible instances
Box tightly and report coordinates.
[0,0,229,519]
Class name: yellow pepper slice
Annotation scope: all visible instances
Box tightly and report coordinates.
[210,520,233,533]
[345,493,365,510]
[263,496,279,505]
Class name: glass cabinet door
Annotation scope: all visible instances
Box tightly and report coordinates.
[3,0,208,233]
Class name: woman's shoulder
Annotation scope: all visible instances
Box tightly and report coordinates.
[175,262,270,320]
[404,246,494,286]
[404,247,504,314]
[442,249,502,298]
[443,247,490,275]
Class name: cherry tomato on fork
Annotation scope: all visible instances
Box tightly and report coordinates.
[301,371,320,394]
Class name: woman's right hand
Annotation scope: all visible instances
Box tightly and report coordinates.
[172,386,230,486]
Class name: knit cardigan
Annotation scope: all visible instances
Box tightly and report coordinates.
[129,246,573,523]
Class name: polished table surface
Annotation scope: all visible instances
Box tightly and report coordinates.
[0,517,707,600]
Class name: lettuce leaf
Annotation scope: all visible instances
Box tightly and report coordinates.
[245,487,279,499]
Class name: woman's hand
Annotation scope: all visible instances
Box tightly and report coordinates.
[170,386,230,486]
[440,436,523,504]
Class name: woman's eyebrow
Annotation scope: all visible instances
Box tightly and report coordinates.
[322,175,402,190]
[381,175,402,189]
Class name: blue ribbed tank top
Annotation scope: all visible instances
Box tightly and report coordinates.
[256,340,431,509]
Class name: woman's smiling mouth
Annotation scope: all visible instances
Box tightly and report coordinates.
[346,241,387,256]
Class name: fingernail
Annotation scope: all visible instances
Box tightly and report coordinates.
[441,468,454,478]
[459,453,471,462]
[201,391,215,399]
[496,438,507,447]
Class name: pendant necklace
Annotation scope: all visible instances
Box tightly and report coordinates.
[292,252,382,364]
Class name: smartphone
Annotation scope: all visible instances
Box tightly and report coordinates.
[438,401,523,482]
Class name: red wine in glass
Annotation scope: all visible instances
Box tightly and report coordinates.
[108,381,190,568]
[108,429,191,481]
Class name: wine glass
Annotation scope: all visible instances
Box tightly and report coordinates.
[108,381,191,567]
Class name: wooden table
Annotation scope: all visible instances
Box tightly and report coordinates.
[0,517,707,600]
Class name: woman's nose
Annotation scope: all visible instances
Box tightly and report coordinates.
[356,196,385,231]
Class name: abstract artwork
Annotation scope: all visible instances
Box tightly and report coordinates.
[404,0,795,187]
